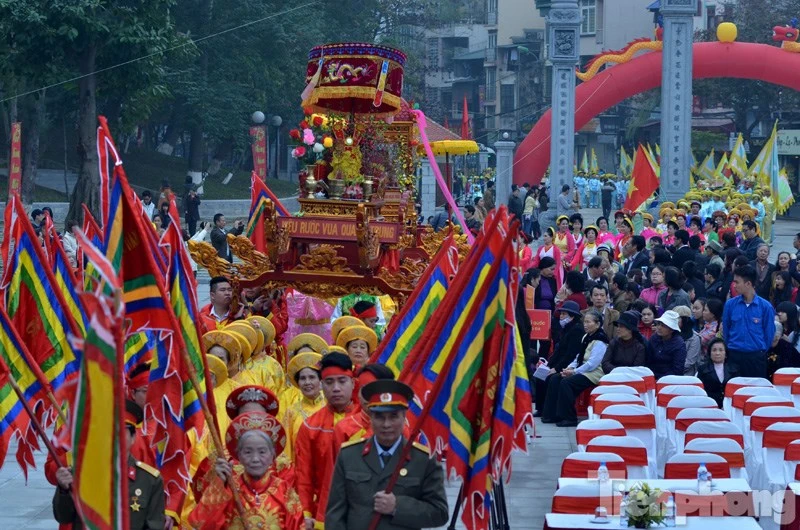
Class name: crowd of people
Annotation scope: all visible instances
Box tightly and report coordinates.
[516,197,791,429]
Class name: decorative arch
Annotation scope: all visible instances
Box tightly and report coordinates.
[513,41,800,185]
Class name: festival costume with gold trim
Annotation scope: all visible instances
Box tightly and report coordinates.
[282,393,326,461]
[553,231,576,267]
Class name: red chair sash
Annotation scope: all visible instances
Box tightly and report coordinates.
[657,391,703,407]
[685,448,745,468]
[600,379,646,393]
[684,431,744,448]
[600,413,655,430]
[551,494,620,515]
[560,458,628,478]
[675,416,727,432]
[664,461,731,479]
[792,381,800,395]
[667,403,715,420]
[576,427,626,446]
[763,429,800,449]
[588,445,649,466]
[750,415,800,433]
[731,392,774,409]
[774,373,800,386]
[785,444,800,461]
[725,382,766,398]
[594,398,643,416]
[641,375,656,392]
[743,399,793,416]
[656,381,704,393]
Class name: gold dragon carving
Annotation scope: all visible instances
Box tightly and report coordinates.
[419,224,470,260]
[188,240,235,278]
[227,234,272,279]
[295,245,356,274]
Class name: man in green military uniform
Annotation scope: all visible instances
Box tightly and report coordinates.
[325,379,448,530]
[52,409,166,529]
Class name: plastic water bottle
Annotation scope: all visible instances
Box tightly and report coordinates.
[619,487,629,527]
[706,472,713,492]
[697,463,708,492]
[664,492,676,527]
[598,461,610,485]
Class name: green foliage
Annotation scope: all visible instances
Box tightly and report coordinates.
[691,131,727,158]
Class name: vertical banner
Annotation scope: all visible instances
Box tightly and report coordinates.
[249,126,268,180]
[8,123,22,200]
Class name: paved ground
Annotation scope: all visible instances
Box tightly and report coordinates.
[4,206,800,528]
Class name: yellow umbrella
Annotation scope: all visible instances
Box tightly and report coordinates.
[429,140,479,156]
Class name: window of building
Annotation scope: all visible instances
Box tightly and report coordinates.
[427,38,439,68]
[500,84,515,113]
[488,30,497,51]
[580,0,596,35]
[485,68,496,101]
[487,0,497,14]
[485,105,496,130]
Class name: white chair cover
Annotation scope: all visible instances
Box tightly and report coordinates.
[591,394,646,420]
[598,404,657,477]
[561,451,627,479]
[684,420,744,452]
[747,406,800,482]
[575,418,626,452]
[588,385,639,418]
[611,366,656,409]
[587,434,651,480]
[783,440,800,486]
[759,422,800,492]
[673,408,729,463]
[551,484,622,514]
[655,374,704,392]
[741,395,795,448]
[730,386,781,428]
[655,385,708,462]
[664,396,722,455]
[723,377,773,417]
[684,437,748,480]
[772,368,800,399]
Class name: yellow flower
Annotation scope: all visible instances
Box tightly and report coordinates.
[323,137,333,149]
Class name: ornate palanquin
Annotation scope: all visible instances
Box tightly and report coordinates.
[189,43,469,306]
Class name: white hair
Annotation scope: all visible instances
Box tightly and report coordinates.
[237,430,275,456]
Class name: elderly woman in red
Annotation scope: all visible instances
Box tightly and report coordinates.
[190,411,304,530]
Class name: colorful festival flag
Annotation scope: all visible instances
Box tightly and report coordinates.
[370,235,461,374]
[246,171,288,253]
[698,149,716,181]
[590,148,599,174]
[777,168,796,215]
[398,207,532,530]
[580,150,589,173]
[728,133,748,177]
[624,145,660,212]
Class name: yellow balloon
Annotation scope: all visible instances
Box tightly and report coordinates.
[717,22,737,43]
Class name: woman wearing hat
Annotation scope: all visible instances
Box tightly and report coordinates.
[601,310,647,374]
[641,213,658,242]
[554,216,577,269]
[533,228,564,288]
[646,310,687,379]
[570,225,600,271]
[281,352,325,460]
[613,217,633,262]
[336,325,379,369]
[541,309,609,427]
[190,412,304,529]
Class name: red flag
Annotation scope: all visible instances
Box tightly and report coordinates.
[623,145,660,212]
[461,96,471,140]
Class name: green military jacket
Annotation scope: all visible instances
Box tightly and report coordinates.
[325,436,448,530]
[53,457,166,530]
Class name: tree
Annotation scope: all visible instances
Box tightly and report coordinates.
[693,0,800,141]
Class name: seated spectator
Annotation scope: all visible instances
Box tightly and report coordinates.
[601,311,647,373]
[647,310,687,379]
[610,273,629,312]
[541,310,608,427]
[674,306,701,375]
[774,301,800,369]
[533,301,585,417]
[704,263,725,302]
[657,266,691,313]
[556,270,588,311]
[696,338,739,408]
[770,271,795,308]
[640,265,666,306]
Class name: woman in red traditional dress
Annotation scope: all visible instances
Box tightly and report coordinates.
[519,232,535,272]
[595,216,615,246]
[571,225,600,271]
[533,227,564,288]
[614,217,633,262]
[570,213,584,248]
[190,412,304,530]
[554,216,577,269]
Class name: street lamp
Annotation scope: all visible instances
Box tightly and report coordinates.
[251,111,266,124]
[271,115,282,180]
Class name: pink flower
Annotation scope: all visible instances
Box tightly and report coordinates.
[292,146,307,158]
[303,128,315,146]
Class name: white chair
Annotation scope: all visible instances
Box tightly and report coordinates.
[791,377,800,409]
[741,395,795,447]
[592,394,646,419]
[783,440,800,485]
[723,377,773,417]
[673,407,729,461]
[729,386,781,428]
[664,452,731,479]
[561,451,627,479]
[747,406,800,480]
[575,419,626,452]
[587,435,652,479]
[684,420,744,450]
[664,396,718,456]
[588,385,639,418]
[760,422,800,492]
[551,483,622,514]
[611,366,656,409]
[655,374,704,393]
[685,437,748,480]
[773,368,800,399]
[655,385,708,455]
[598,404,657,477]
[598,373,647,402]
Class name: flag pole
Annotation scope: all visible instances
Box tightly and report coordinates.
[366,225,517,530]
[111,289,131,530]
